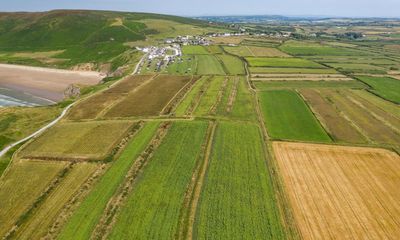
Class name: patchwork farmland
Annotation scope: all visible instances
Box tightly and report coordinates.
[0,10,399,240]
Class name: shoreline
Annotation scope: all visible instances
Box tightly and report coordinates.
[0,63,106,78]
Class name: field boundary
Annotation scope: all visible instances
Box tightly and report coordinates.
[245,58,301,239]
[176,121,216,240]
[3,161,72,239]
[90,122,172,240]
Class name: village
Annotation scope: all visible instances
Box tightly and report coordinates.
[135,30,292,74]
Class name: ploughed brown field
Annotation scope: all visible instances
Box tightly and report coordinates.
[0,64,104,102]
[273,141,400,240]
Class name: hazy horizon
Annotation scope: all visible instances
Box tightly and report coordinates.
[1,0,399,18]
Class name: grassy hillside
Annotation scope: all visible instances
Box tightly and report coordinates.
[0,10,224,70]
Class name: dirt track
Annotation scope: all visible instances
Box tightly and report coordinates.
[0,64,104,101]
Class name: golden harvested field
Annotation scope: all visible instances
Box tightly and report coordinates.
[19,121,133,160]
[0,160,68,238]
[104,75,192,118]
[251,74,351,81]
[67,75,153,120]
[273,142,400,240]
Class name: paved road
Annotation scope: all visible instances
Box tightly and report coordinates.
[0,102,75,158]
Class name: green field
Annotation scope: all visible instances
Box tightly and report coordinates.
[109,121,208,239]
[217,54,245,75]
[175,76,210,116]
[254,80,367,90]
[194,122,285,239]
[196,55,226,75]
[279,40,372,56]
[194,76,225,116]
[356,76,400,103]
[58,122,159,240]
[165,55,197,75]
[250,67,338,74]
[230,77,258,121]
[246,57,325,68]
[183,45,209,55]
[259,90,331,142]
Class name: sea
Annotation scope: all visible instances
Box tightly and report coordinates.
[0,87,55,107]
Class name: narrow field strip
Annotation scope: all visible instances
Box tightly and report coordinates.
[348,94,400,134]
[300,89,367,144]
[194,76,225,116]
[229,77,258,121]
[226,77,239,113]
[0,160,69,238]
[194,122,286,239]
[322,89,400,147]
[107,121,208,239]
[215,76,234,115]
[209,77,229,115]
[178,121,216,240]
[57,122,160,240]
[175,76,210,117]
[11,163,98,240]
[351,89,400,119]
[273,142,400,240]
[254,80,366,90]
[161,76,200,115]
[91,122,172,240]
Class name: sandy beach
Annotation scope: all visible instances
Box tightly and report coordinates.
[0,64,105,102]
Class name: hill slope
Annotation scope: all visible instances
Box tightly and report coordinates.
[0,10,224,71]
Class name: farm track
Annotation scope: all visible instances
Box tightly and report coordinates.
[177,121,216,240]
[90,122,172,240]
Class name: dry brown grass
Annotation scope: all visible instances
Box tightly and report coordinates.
[273,141,400,240]
[104,75,191,118]
[300,89,366,143]
[67,75,153,120]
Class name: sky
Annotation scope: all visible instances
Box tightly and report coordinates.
[1,0,399,18]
